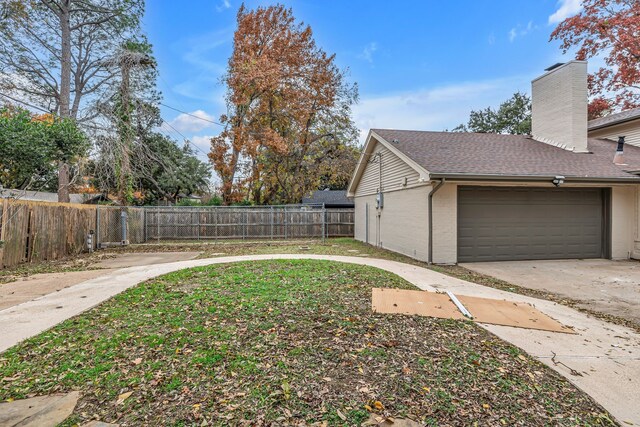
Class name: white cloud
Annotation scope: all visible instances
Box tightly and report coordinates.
[548,0,582,24]
[352,75,532,144]
[168,110,217,133]
[190,135,214,154]
[509,21,535,42]
[508,28,518,42]
[357,42,378,63]
[216,0,231,12]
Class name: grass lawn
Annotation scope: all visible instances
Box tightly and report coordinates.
[0,260,612,426]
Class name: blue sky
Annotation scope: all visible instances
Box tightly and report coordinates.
[143,0,584,160]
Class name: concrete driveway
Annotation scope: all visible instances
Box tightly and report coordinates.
[0,255,639,424]
[461,259,640,327]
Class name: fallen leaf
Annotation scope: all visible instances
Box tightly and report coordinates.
[132,358,142,365]
[336,409,347,420]
[373,400,384,410]
[116,391,133,405]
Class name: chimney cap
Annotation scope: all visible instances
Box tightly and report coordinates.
[544,62,565,72]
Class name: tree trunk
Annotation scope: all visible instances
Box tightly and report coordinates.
[118,63,132,204]
[57,0,72,203]
[57,161,70,203]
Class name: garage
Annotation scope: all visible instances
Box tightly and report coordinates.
[457,186,608,262]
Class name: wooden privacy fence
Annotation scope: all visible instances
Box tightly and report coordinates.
[0,199,98,268]
[140,205,354,241]
[0,200,354,268]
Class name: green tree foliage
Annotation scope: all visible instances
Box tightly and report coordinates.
[0,106,88,190]
[138,134,211,204]
[453,92,532,135]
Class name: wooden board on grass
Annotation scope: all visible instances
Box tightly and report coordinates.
[372,288,575,334]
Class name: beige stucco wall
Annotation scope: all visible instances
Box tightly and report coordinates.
[611,186,636,260]
[589,119,640,148]
[354,186,430,261]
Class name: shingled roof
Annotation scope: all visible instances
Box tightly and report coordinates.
[588,107,640,131]
[302,190,354,207]
[371,129,640,181]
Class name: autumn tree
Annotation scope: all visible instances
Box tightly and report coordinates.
[453,92,531,134]
[551,0,640,119]
[0,0,144,201]
[209,4,359,205]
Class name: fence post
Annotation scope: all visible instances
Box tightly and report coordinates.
[214,207,218,241]
[322,203,326,243]
[0,198,9,268]
[242,209,246,240]
[120,208,128,243]
[95,205,100,249]
[284,206,287,239]
[270,206,274,240]
[196,208,200,241]
[143,207,147,242]
[156,204,160,242]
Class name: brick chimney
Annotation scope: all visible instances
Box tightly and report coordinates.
[531,61,589,153]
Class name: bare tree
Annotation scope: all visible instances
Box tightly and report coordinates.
[0,0,144,201]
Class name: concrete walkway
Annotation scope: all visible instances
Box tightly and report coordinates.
[0,254,638,425]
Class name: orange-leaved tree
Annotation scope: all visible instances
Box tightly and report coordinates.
[551,0,640,119]
[209,4,359,205]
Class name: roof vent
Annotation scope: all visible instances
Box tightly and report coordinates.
[544,62,564,72]
[613,136,627,165]
[392,138,399,144]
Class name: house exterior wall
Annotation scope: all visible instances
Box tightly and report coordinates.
[635,187,640,259]
[354,186,430,261]
[588,119,640,148]
[532,61,589,152]
[611,186,636,260]
[428,182,638,263]
[432,183,457,264]
[354,140,422,197]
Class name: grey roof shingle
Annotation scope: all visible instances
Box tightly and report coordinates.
[588,107,640,131]
[372,129,640,181]
[0,189,88,203]
[302,190,354,207]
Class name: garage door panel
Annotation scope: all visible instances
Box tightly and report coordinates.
[457,187,604,262]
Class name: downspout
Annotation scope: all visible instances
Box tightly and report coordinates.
[428,178,446,264]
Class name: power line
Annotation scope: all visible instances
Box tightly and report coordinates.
[160,102,225,127]
[160,119,211,159]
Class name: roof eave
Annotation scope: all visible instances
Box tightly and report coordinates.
[428,172,640,184]
[346,130,430,197]
[588,115,640,132]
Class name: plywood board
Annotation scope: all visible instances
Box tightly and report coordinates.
[372,288,575,334]
[457,295,576,334]
[371,288,465,320]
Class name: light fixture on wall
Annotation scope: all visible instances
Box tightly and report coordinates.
[552,175,565,187]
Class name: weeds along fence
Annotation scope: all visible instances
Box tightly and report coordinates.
[0,200,354,268]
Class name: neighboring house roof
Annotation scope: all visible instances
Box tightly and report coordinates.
[302,190,354,207]
[588,107,640,131]
[0,189,88,204]
[349,129,640,191]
